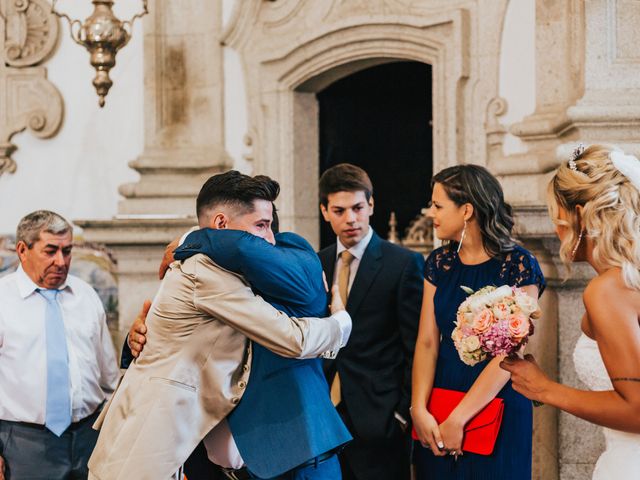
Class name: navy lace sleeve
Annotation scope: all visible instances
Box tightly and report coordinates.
[423,247,455,287]
[499,245,546,296]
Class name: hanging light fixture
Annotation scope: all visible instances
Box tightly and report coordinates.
[51,0,148,107]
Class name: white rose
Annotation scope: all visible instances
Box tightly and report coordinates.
[461,335,481,352]
[468,297,488,314]
[515,293,540,317]
[485,285,513,304]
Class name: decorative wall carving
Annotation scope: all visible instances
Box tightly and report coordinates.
[0,0,63,176]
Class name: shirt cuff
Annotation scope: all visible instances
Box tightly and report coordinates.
[319,311,352,359]
[394,411,408,427]
[331,310,352,347]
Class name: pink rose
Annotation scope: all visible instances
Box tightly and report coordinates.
[472,309,495,333]
[508,313,530,340]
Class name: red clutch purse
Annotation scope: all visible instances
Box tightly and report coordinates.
[411,387,504,455]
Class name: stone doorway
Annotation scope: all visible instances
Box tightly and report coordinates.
[317,61,433,248]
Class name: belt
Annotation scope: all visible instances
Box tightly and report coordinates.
[221,450,336,480]
[0,406,101,433]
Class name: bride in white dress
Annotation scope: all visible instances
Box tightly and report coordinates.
[501,144,640,479]
[573,333,640,478]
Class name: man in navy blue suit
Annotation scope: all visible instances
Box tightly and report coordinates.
[174,227,351,479]
[318,164,424,480]
[124,171,352,479]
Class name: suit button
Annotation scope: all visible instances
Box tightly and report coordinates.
[238,381,246,389]
[231,397,240,405]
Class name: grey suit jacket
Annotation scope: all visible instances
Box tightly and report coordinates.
[88,254,343,480]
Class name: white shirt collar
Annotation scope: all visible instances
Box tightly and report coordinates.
[15,264,72,299]
[336,227,374,261]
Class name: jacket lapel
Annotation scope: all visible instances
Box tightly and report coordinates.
[346,232,382,317]
[320,244,337,286]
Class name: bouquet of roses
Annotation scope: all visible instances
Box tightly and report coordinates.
[452,285,541,366]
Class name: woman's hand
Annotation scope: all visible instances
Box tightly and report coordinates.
[411,407,446,456]
[439,415,465,456]
[500,354,551,403]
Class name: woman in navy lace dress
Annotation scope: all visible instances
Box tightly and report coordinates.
[411,165,546,479]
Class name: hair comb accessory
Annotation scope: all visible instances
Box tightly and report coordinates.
[610,150,640,192]
[568,143,585,171]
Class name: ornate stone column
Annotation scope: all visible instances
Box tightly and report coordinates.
[565,0,640,156]
[77,0,231,347]
[513,206,561,480]
[490,0,584,206]
[555,2,640,476]
[515,206,600,480]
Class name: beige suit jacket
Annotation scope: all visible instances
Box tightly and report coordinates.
[88,254,343,480]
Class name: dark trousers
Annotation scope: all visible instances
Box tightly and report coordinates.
[184,441,226,480]
[0,412,100,480]
[254,454,341,480]
[337,403,411,480]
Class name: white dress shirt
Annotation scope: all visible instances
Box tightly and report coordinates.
[0,265,119,424]
[333,226,374,292]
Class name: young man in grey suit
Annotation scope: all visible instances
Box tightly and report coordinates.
[318,164,424,480]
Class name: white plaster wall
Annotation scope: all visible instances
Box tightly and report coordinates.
[0,0,536,234]
[0,2,144,235]
[498,0,536,155]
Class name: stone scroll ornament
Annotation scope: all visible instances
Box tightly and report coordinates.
[0,0,63,176]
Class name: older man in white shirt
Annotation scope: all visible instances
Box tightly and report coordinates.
[0,210,119,480]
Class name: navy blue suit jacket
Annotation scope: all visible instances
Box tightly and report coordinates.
[319,232,424,441]
[174,229,351,478]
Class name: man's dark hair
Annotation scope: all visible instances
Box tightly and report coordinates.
[318,163,373,207]
[196,170,280,223]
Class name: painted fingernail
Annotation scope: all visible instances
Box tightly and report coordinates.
[437,441,444,449]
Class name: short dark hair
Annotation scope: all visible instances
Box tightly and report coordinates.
[318,163,373,206]
[432,164,515,257]
[196,171,280,223]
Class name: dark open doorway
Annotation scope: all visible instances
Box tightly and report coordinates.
[317,61,433,249]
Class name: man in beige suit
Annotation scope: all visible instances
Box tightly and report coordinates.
[88,172,350,480]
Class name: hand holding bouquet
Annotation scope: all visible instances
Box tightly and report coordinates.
[452,285,541,366]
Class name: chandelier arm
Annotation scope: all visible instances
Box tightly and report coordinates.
[50,0,84,45]
[121,0,148,35]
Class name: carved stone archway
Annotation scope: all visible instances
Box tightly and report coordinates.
[222,3,485,246]
[220,4,562,478]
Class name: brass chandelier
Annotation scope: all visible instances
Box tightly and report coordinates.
[51,0,148,107]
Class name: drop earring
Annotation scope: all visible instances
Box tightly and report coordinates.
[457,220,467,254]
[571,230,584,259]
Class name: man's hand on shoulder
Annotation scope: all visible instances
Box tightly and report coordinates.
[159,237,181,279]
[330,284,345,315]
[127,300,151,358]
[320,285,351,359]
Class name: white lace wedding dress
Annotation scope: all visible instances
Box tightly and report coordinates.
[573,333,640,479]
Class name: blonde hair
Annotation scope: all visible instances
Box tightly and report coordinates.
[548,144,640,290]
